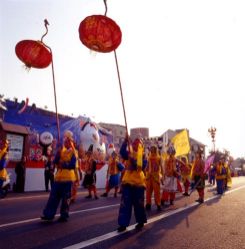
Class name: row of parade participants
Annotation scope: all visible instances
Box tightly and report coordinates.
[0,129,230,232]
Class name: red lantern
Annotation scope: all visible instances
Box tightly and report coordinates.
[15,40,52,69]
[79,15,122,53]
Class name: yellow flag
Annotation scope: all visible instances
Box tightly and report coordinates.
[171,129,190,157]
[137,143,143,168]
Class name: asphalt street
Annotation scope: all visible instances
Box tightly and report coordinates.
[1,177,245,249]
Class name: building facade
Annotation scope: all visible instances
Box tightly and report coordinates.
[99,122,127,150]
[130,127,149,140]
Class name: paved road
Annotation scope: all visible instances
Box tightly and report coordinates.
[1,177,245,249]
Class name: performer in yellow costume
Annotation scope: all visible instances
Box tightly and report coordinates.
[0,139,10,198]
[191,148,205,203]
[179,157,192,196]
[145,145,163,211]
[161,146,178,206]
[41,130,77,222]
[223,158,232,190]
[215,156,226,195]
[117,136,147,232]
[70,143,81,203]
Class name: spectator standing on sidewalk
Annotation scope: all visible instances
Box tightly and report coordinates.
[43,146,54,192]
[14,156,26,193]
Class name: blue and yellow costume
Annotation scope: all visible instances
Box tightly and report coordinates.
[101,151,124,197]
[117,138,147,232]
[215,161,226,195]
[0,140,9,198]
[41,131,76,221]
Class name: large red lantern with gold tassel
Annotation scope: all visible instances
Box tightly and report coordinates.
[79,14,122,53]
[15,40,52,69]
[15,19,61,143]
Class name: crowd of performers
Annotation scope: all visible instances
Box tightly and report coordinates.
[0,132,233,230]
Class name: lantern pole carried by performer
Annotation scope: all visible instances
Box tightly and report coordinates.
[104,0,128,135]
[114,50,129,135]
[41,19,61,144]
[79,0,129,136]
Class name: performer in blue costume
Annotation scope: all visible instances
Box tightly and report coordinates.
[101,151,124,198]
[0,139,10,198]
[117,135,147,232]
[41,130,77,222]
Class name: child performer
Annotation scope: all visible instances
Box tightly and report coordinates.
[82,145,98,199]
[101,151,124,198]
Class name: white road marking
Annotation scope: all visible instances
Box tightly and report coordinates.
[63,184,245,249]
[0,204,119,229]
[1,191,86,201]
[69,204,119,215]
[0,218,41,228]
[1,195,48,201]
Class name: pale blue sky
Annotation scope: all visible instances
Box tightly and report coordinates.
[1,0,245,158]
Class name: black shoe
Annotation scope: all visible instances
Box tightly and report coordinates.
[183,192,189,196]
[157,205,162,211]
[57,216,68,222]
[117,226,126,232]
[40,216,53,221]
[95,195,99,200]
[114,193,117,198]
[145,204,151,210]
[85,195,92,199]
[161,200,165,206]
[195,199,204,203]
[101,193,108,197]
[135,223,144,230]
[170,200,174,205]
